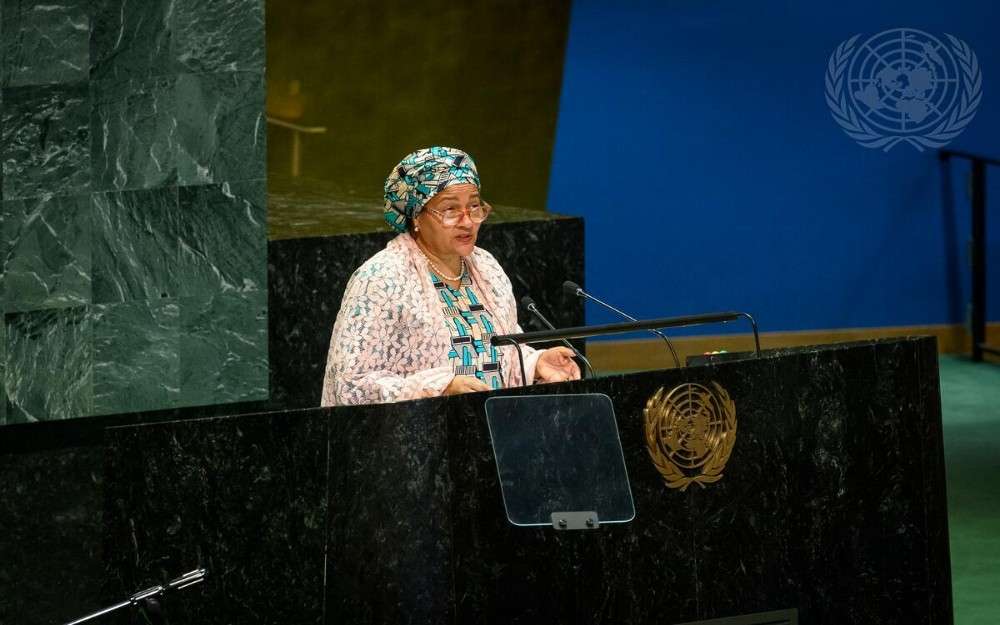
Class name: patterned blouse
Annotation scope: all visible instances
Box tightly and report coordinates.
[321,233,542,406]
[429,271,505,390]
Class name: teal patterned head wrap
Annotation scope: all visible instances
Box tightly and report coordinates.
[383,146,481,232]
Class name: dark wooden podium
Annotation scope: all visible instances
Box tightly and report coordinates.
[102,337,951,625]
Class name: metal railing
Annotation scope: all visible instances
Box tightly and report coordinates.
[267,116,328,177]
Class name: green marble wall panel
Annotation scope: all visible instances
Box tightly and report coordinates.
[1,83,91,200]
[0,0,267,423]
[90,0,172,82]
[4,306,92,421]
[1,192,91,312]
[90,76,177,192]
[1,88,4,200]
[0,16,4,425]
[177,179,266,296]
[92,186,178,303]
[92,299,179,415]
[179,291,267,407]
[176,71,266,185]
[0,319,5,424]
[0,0,89,87]
[173,0,265,74]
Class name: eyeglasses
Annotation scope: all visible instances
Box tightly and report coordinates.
[425,201,492,227]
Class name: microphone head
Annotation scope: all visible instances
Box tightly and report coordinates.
[562,280,583,297]
[520,295,536,310]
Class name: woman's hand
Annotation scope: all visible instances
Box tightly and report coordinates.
[443,375,491,396]
[535,346,582,383]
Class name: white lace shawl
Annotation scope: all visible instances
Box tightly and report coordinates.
[321,232,542,406]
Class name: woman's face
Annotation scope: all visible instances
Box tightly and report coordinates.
[414,183,481,258]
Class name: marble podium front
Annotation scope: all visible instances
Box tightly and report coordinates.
[102,337,951,625]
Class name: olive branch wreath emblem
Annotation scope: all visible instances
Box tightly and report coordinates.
[825,33,982,152]
[643,382,737,492]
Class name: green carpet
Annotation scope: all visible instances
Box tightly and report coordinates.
[939,355,1000,624]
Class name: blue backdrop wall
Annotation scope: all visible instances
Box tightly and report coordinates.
[547,0,1000,334]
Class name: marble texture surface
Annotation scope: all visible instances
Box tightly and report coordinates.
[177,179,267,296]
[0,319,5,424]
[176,71,265,185]
[0,0,268,422]
[1,88,4,200]
[4,306,92,421]
[104,411,327,625]
[0,445,104,625]
[90,0,173,81]
[325,401,455,623]
[179,290,268,407]
[100,338,951,625]
[92,298,180,415]
[1,82,91,199]
[90,76,177,191]
[92,186,179,303]
[0,0,89,87]
[6,401,308,625]
[172,0,265,74]
[1,192,91,311]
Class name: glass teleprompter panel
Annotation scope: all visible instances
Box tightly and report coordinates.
[485,393,635,528]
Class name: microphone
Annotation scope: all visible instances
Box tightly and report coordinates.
[63,568,207,625]
[562,281,681,368]
[521,295,596,379]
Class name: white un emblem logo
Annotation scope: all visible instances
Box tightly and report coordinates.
[825,28,982,151]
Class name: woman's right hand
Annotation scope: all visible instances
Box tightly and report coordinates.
[442,375,491,396]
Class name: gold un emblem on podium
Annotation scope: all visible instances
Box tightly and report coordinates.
[644,382,737,491]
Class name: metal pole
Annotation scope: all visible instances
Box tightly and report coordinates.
[970,159,986,361]
[292,130,302,178]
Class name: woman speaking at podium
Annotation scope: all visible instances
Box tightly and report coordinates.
[321,147,580,406]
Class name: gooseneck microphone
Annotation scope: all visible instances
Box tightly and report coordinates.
[562,281,681,368]
[63,569,207,625]
[521,295,596,379]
